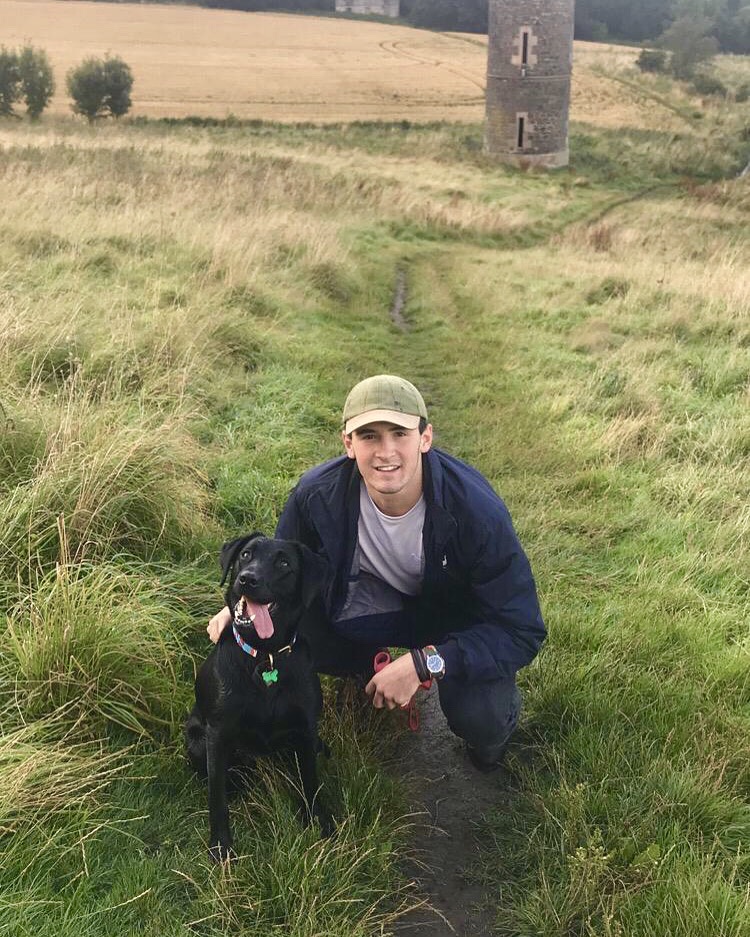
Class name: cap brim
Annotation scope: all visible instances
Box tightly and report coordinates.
[344,409,422,434]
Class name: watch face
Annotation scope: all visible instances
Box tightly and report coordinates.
[426,653,443,674]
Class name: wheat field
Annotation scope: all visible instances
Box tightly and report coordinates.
[1,0,688,130]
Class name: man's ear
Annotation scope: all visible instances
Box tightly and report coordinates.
[219,532,264,586]
[419,423,433,453]
[342,430,356,459]
[295,543,329,608]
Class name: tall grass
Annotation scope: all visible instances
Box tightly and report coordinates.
[2,561,194,735]
[0,715,128,831]
[0,392,214,578]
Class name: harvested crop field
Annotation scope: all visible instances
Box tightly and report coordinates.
[2,0,682,129]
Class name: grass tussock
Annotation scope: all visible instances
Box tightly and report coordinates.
[2,562,194,735]
[0,384,214,578]
[0,715,128,832]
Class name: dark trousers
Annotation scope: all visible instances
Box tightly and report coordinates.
[309,619,521,759]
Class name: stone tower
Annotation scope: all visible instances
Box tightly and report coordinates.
[485,0,575,168]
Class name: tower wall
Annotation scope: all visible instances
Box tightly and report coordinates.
[485,0,575,168]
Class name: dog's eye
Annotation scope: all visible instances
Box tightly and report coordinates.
[240,550,251,559]
[277,558,289,568]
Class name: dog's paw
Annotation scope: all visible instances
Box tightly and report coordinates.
[208,841,237,864]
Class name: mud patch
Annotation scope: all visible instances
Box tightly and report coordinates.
[391,687,516,936]
[391,268,409,332]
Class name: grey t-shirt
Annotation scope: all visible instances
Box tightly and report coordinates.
[333,481,426,624]
[357,481,425,595]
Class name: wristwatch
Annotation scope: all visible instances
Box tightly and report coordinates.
[423,645,445,680]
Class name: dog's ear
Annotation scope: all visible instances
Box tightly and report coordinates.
[295,543,329,608]
[219,532,265,586]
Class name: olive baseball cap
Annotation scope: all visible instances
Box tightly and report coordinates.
[343,375,428,435]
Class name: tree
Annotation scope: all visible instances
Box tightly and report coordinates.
[660,15,719,79]
[637,49,668,73]
[712,3,750,54]
[575,0,672,42]
[17,45,55,119]
[67,55,134,122]
[101,56,133,118]
[0,47,21,117]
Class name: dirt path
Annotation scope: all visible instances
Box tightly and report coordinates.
[389,687,515,936]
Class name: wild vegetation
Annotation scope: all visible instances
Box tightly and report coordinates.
[66,55,134,122]
[0,43,54,119]
[1,14,749,937]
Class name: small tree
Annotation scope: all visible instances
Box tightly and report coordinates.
[67,57,106,122]
[0,46,21,117]
[102,56,133,118]
[67,55,133,122]
[17,45,55,119]
[660,16,719,80]
[636,49,668,74]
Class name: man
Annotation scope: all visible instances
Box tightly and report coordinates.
[208,374,545,770]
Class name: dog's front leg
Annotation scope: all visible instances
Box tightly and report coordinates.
[206,724,234,862]
[295,737,334,837]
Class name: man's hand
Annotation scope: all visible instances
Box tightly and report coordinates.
[365,653,421,710]
[207,606,232,644]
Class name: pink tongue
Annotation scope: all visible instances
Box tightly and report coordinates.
[246,599,274,639]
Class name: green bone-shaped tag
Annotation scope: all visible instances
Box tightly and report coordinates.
[262,668,279,686]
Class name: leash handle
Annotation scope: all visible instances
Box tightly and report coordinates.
[371,651,431,732]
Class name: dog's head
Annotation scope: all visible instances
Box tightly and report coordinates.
[220,533,327,649]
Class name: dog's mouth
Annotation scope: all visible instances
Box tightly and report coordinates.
[234,597,276,639]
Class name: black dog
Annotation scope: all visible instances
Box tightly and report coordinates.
[185,532,332,861]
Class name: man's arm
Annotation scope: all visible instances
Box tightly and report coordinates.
[207,606,232,643]
[437,520,545,682]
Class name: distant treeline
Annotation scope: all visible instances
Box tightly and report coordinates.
[576,0,750,54]
[80,0,750,55]
[199,0,490,32]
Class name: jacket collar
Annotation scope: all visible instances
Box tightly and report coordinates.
[422,449,457,548]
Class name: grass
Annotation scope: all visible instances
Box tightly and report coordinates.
[0,35,749,935]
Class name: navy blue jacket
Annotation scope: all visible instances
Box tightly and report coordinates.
[275,447,545,682]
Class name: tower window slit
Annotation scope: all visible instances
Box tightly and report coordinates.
[517,116,525,149]
[521,31,530,66]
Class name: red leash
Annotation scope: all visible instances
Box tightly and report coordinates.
[373,650,432,732]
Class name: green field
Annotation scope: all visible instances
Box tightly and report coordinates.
[1,51,750,936]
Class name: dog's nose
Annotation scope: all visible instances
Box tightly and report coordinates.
[238,571,259,589]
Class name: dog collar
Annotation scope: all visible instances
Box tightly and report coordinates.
[233,625,259,657]
[232,627,297,686]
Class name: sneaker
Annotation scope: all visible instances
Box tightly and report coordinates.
[465,741,509,773]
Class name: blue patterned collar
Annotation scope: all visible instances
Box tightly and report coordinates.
[232,624,259,657]
[231,625,297,659]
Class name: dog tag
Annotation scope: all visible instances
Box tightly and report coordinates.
[262,668,278,686]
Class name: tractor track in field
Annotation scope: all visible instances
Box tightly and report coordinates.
[379,39,486,94]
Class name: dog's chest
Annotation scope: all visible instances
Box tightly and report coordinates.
[226,683,309,752]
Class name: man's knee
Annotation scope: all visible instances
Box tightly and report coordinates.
[437,677,521,748]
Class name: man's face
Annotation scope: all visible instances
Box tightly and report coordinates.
[342,420,433,512]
